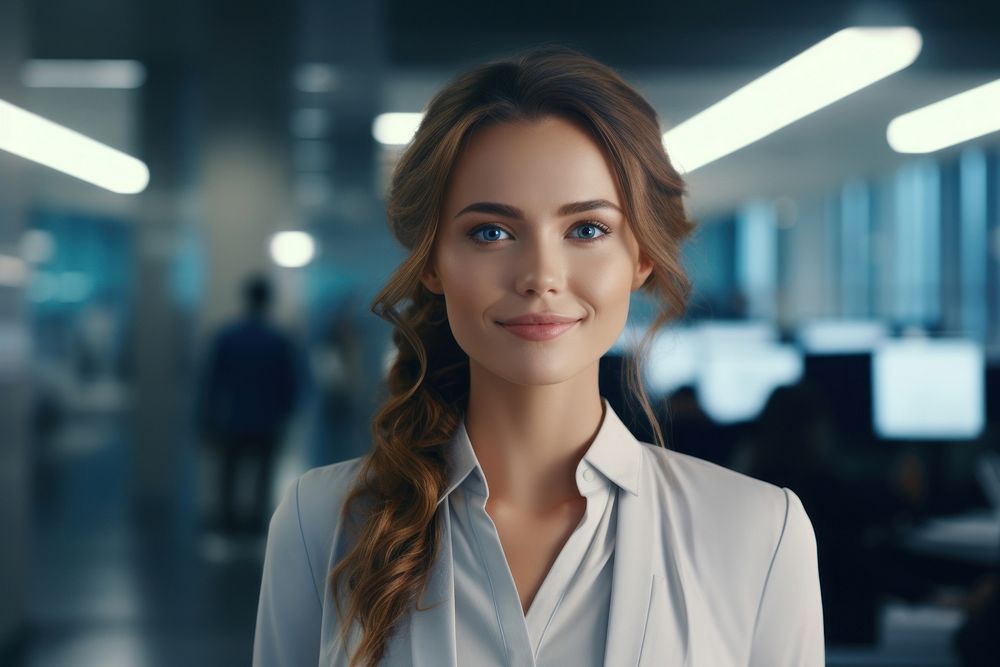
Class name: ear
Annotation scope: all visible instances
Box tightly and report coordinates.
[420,265,444,295]
[632,254,654,291]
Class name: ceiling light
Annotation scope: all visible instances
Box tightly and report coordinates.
[269,231,316,268]
[0,98,149,194]
[887,78,1000,153]
[373,112,423,145]
[662,26,922,173]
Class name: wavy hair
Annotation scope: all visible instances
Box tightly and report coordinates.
[327,43,697,666]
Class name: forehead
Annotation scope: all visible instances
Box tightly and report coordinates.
[443,116,622,213]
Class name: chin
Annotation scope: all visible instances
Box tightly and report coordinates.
[479,358,591,387]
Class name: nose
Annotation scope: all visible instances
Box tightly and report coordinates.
[512,236,568,295]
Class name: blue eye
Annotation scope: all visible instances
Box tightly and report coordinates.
[467,220,612,245]
[570,222,612,241]
[470,226,509,243]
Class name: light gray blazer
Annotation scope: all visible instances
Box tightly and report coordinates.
[253,404,825,666]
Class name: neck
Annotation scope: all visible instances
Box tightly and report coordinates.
[463,360,605,514]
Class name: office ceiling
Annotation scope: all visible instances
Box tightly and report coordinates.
[383,0,1000,70]
[25,0,1000,217]
[378,1,1000,215]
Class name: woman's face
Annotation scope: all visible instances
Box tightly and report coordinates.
[421,115,653,386]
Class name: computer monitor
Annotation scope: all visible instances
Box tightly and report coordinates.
[695,341,803,424]
[698,319,778,347]
[872,338,985,440]
[796,319,888,354]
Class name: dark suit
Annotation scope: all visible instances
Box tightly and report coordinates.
[197,314,301,533]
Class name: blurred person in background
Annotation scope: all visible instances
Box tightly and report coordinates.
[196,273,303,537]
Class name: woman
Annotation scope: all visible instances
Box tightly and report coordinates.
[253,45,824,667]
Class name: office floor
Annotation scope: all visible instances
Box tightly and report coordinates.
[8,413,969,667]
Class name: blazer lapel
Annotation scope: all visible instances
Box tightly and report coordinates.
[606,447,692,667]
[604,478,654,667]
[645,484,699,667]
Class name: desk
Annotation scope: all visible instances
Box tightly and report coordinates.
[902,509,1000,566]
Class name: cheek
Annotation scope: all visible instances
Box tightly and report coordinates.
[438,253,497,315]
[576,253,634,308]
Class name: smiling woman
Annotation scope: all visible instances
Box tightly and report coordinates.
[423,114,652,386]
[254,44,824,667]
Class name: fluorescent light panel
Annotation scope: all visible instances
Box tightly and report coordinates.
[662,27,923,173]
[0,98,149,194]
[373,112,424,145]
[22,59,145,89]
[887,78,1000,153]
[270,231,316,268]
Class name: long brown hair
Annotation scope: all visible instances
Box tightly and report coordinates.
[328,44,697,666]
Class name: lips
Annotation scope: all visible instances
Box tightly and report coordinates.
[498,320,580,341]
[498,313,582,325]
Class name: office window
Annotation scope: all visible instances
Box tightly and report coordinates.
[959,147,988,340]
[683,214,738,319]
[735,200,778,320]
[892,160,941,327]
[838,180,874,318]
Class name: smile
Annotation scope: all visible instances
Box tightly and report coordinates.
[498,320,579,341]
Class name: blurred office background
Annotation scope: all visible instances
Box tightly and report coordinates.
[2,1,1000,665]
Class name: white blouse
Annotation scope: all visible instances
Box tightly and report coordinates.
[445,409,621,666]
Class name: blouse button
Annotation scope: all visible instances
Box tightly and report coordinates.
[583,468,595,482]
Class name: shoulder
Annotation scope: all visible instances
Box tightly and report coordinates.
[269,457,369,590]
[638,443,813,561]
[294,457,367,519]
[637,443,819,633]
[641,443,791,516]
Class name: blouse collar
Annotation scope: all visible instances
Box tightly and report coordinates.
[436,396,644,507]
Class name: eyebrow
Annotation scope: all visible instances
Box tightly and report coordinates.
[454,199,622,220]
